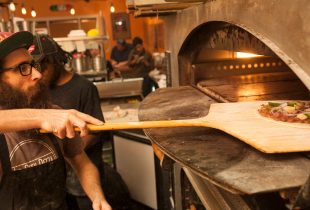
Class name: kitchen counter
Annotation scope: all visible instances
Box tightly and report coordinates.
[101,97,148,140]
[101,98,157,209]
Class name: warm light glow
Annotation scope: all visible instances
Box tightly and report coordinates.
[31,8,36,17]
[236,52,263,58]
[9,2,16,11]
[21,3,27,15]
[237,77,266,96]
[115,21,123,26]
[110,4,115,13]
[70,8,75,15]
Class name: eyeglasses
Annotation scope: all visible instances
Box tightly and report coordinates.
[1,60,41,76]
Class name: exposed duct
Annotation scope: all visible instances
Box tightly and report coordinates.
[126,0,202,17]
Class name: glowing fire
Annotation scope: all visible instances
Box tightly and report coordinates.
[236,52,263,58]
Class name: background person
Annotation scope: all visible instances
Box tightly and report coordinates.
[127,36,158,97]
[32,34,131,210]
[109,39,133,80]
[0,31,111,210]
[110,39,133,70]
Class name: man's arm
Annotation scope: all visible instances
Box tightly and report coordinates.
[128,50,139,67]
[82,134,100,149]
[66,151,111,210]
[110,59,118,67]
[0,109,103,138]
[80,84,106,148]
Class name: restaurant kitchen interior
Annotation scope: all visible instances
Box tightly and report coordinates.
[1,0,310,210]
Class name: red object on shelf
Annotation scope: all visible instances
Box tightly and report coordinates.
[50,4,73,12]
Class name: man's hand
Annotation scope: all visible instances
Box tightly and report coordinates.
[67,152,112,210]
[92,198,112,210]
[39,109,103,139]
[137,56,145,63]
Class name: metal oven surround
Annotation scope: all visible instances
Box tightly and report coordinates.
[138,1,310,209]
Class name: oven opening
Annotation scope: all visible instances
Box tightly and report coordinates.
[178,21,310,102]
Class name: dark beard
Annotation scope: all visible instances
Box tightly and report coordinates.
[0,80,51,109]
[0,80,52,138]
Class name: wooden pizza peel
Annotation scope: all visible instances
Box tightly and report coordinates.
[42,101,310,154]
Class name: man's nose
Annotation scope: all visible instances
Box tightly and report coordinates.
[31,66,42,80]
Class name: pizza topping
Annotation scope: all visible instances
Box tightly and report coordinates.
[258,101,310,124]
[283,106,296,114]
[297,113,308,120]
[287,101,297,107]
[268,102,281,107]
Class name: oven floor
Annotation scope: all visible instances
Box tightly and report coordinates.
[197,72,310,102]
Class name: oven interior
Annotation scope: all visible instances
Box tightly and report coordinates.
[178,21,310,102]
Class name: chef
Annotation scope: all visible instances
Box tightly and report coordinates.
[0,31,111,210]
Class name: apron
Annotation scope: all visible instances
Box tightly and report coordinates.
[0,134,67,210]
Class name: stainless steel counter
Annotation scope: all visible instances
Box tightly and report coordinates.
[95,78,143,99]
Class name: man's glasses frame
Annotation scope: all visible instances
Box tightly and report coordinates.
[0,60,41,76]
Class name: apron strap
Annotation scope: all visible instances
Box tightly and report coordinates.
[0,134,12,173]
[0,134,14,210]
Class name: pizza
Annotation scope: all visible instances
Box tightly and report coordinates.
[258,101,310,123]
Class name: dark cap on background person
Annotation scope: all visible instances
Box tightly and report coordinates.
[116,39,126,46]
[31,34,70,65]
[31,34,59,62]
[0,31,33,61]
[132,37,143,47]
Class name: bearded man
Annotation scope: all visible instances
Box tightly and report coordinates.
[0,31,111,210]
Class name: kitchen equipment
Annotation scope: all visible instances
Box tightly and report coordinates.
[54,36,108,74]
[92,55,103,72]
[94,78,143,99]
[41,100,310,153]
[72,57,86,73]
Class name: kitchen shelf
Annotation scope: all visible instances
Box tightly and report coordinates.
[53,36,109,74]
[54,36,108,43]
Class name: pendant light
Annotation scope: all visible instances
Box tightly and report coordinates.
[9,1,16,11]
[110,3,115,13]
[21,3,27,15]
[31,7,36,17]
[70,8,75,15]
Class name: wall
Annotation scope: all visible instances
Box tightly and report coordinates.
[7,0,157,58]
[163,0,310,88]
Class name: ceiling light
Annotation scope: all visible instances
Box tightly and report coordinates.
[70,8,75,15]
[31,7,36,17]
[9,1,15,11]
[115,21,123,26]
[21,3,27,15]
[110,3,115,13]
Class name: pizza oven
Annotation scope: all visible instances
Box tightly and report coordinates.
[138,1,310,210]
[178,21,310,103]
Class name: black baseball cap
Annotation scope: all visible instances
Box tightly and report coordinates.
[0,31,33,60]
[31,34,58,62]
[117,39,126,46]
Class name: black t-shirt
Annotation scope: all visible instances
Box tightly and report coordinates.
[50,73,107,196]
[50,73,104,122]
[110,44,133,63]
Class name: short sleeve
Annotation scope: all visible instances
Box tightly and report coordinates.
[80,83,104,122]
